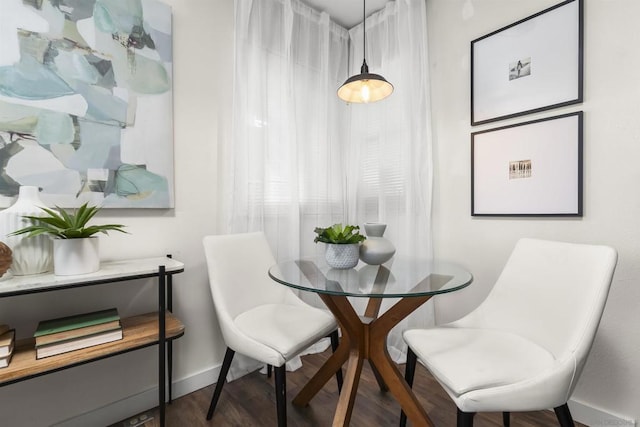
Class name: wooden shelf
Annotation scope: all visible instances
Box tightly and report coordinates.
[0,311,184,386]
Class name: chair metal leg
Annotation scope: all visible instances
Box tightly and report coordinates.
[369,360,389,392]
[206,348,235,420]
[274,365,287,427]
[399,347,417,427]
[554,403,575,427]
[457,408,476,427]
[503,411,510,426]
[329,329,343,392]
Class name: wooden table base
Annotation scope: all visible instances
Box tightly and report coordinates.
[292,293,435,427]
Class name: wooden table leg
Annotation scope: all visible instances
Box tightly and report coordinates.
[369,295,435,427]
[295,292,436,426]
[292,331,350,406]
[299,294,367,426]
[364,297,388,392]
[292,294,358,407]
[333,349,365,426]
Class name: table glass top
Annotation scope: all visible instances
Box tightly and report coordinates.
[269,257,473,298]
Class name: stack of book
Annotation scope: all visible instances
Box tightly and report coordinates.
[34,308,123,359]
[0,324,15,368]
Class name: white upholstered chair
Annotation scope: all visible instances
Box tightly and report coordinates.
[203,232,341,426]
[401,238,617,427]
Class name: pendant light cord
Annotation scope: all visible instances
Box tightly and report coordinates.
[363,0,366,58]
[361,0,369,73]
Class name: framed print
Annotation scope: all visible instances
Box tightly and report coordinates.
[0,0,174,208]
[471,0,583,125]
[471,112,583,216]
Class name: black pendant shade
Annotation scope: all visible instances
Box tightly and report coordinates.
[337,0,393,103]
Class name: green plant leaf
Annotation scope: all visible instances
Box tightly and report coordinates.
[8,203,128,239]
[56,206,74,227]
[74,203,99,228]
[313,223,365,244]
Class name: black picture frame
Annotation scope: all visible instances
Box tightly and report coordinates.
[471,112,583,217]
[470,0,583,126]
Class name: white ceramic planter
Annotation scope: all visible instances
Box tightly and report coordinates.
[53,237,100,276]
[325,243,360,269]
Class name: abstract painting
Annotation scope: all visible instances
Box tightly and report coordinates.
[0,0,174,208]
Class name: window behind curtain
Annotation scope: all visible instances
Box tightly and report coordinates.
[227,0,434,362]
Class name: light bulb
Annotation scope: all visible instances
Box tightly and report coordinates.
[361,83,370,103]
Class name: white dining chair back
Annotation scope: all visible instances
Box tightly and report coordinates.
[204,232,289,343]
[203,232,341,427]
[456,237,616,382]
[401,238,617,427]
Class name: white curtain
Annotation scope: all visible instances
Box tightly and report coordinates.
[222,0,433,374]
[225,0,350,260]
[344,0,434,361]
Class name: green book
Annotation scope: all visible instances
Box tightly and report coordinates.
[34,308,120,337]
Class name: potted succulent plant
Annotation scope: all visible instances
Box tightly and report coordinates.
[9,203,127,276]
[314,223,366,269]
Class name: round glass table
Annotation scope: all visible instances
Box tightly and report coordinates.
[269,257,473,427]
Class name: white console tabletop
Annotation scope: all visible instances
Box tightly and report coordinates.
[0,257,184,297]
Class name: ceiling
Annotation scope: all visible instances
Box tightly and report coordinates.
[301,0,389,28]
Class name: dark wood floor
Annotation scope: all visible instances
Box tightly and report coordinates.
[112,348,586,427]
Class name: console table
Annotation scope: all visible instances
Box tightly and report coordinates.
[0,256,185,427]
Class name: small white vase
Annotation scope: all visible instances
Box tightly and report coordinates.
[0,186,53,275]
[359,223,396,265]
[325,243,360,269]
[53,237,100,276]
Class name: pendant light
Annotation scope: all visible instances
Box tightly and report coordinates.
[337,0,393,103]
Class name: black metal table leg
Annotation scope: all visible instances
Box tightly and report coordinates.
[167,256,173,404]
[159,266,166,427]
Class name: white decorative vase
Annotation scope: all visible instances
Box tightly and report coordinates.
[53,237,100,276]
[359,223,396,265]
[325,243,360,269]
[0,186,53,275]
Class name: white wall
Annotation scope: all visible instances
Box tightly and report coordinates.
[429,0,640,424]
[0,0,234,425]
[2,0,638,425]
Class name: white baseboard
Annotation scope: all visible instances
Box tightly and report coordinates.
[52,365,221,427]
[54,364,635,427]
[570,399,636,427]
